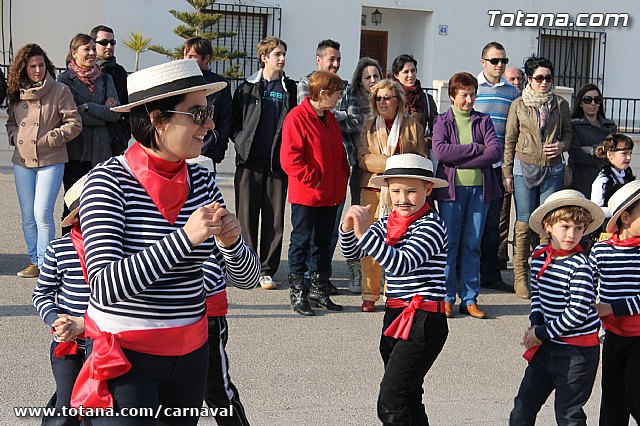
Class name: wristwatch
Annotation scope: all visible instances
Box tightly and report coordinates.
[83,103,89,113]
[590,146,596,157]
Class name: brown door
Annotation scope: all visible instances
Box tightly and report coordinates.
[360,30,388,75]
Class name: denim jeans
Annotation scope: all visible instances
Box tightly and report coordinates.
[438,185,489,306]
[513,163,564,222]
[14,163,64,266]
[289,204,339,276]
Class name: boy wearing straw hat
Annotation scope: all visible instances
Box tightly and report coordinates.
[31,175,90,425]
[339,153,449,425]
[510,189,604,425]
[589,180,640,425]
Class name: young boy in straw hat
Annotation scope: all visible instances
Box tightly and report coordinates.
[339,153,449,425]
[510,189,604,425]
[31,175,90,424]
[589,179,640,425]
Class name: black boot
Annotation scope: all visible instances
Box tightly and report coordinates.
[309,271,343,311]
[289,274,314,316]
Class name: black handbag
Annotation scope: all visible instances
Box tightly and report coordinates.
[102,75,130,155]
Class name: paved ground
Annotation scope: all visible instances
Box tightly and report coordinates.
[0,157,621,425]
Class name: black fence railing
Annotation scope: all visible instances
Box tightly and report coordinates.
[604,97,640,134]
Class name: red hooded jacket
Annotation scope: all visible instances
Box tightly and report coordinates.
[281,97,350,207]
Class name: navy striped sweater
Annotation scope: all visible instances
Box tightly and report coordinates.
[79,158,259,332]
[529,246,599,342]
[589,242,640,317]
[339,210,448,302]
[32,235,90,344]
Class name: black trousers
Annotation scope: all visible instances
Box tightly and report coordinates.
[600,330,640,426]
[86,341,208,426]
[480,167,504,284]
[234,158,287,277]
[510,341,599,426]
[205,316,250,426]
[42,341,86,426]
[377,308,448,426]
[288,204,339,276]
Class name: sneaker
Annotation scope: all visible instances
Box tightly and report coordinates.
[17,263,40,278]
[259,275,277,290]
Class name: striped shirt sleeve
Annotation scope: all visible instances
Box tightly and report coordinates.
[214,236,261,290]
[32,244,62,326]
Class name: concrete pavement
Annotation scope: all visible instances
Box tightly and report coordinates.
[0,157,611,425]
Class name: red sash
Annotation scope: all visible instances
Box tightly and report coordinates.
[385,202,430,246]
[125,142,189,224]
[206,291,229,317]
[52,331,86,358]
[70,223,89,284]
[531,244,583,280]
[70,314,208,409]
[383,295,445,340]
[522,332,599,363]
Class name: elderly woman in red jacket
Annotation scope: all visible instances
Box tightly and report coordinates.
[281,70,350,316]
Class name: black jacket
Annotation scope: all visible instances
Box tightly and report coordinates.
[231,70,297,172]
[201,70,233,163]
[569,115,617,197]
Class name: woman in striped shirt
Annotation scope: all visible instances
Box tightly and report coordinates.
[71,60,259,425]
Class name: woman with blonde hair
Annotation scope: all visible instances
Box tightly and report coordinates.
[357,79,429,312]
[6,43,81,277]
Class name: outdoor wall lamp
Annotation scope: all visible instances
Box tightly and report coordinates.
[371,9,382,25]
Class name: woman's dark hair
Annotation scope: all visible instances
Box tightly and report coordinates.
[390,54,418,79]
[351,57,382,92]
[7,43,56,103]
[523,54,554,78]
[129,94,187,150]
[448,72,478,99]
[65,33,94,65]
[571,83,605,119]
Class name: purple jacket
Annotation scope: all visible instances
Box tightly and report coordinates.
[432,108,502,202]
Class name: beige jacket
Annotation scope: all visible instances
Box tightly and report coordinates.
[7,73,82,168]
[357,115,428,189]
[502,95,572,179]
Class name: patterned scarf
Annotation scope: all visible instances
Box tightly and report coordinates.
[521,84,553,108]
[68,61,101,94]
[402,79,428,115]
[375,113,403,218]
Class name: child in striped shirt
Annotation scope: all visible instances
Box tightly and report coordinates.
[589,180,640,425]
[339,153,449,425]
[510,189,604,426]
[31,176,89,426]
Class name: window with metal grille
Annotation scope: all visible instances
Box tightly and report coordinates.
[537,28,606,100]
[206,3,282,91]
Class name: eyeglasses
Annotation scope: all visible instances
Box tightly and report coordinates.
[164,105,215,126]
[374,95,397,102]
[531,75,553,83]
[483,57,509,65]
[95,39,116,46]
[582,95,603,105]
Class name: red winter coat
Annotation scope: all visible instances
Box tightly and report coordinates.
[281,97,350,207]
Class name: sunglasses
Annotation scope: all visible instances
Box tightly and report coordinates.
[95,39,116,46]
[531,75,553,83]
[375,95,397,102]
[164,105,215,126]
[483,57,509,65]
[582,95,603,105]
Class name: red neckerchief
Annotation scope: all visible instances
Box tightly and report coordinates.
[385,202,431,246]
[603,232,640,247]
[125,142,189,224]
[531,244,583,280]
[70,222,88,284]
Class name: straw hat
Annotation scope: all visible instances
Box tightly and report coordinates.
[61,174,90,227]
[369,153,448,188]
[529,189,604,237]
[111,60,227,113]
[605,180,640,233]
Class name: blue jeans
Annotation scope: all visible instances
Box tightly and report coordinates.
[438,185,489,306]
[14,163,64,266]
[513,163,564,221]
[289,204,339,276]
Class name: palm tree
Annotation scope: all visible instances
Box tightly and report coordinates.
[122,31,152,71]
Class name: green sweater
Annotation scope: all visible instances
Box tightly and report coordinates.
[453,106,483,186]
